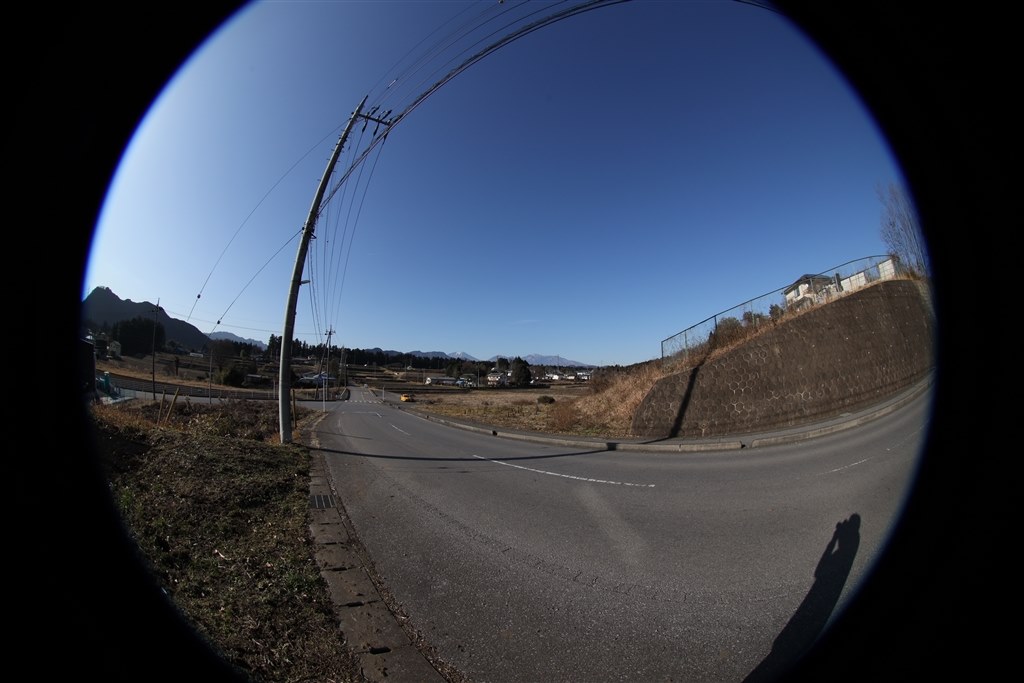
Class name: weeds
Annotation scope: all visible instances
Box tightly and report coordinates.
[89,399,361,683]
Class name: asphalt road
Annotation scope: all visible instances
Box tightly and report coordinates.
[313,386,929,683]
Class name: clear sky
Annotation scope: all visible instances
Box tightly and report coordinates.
[82,0,905,368]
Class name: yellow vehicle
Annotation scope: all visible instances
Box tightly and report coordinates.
[400,393,414,402]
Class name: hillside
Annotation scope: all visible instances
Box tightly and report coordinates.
[82,286,211,351]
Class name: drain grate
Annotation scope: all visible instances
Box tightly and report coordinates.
[310,494,336,509]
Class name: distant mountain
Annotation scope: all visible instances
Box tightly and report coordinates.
[82,286,210,351]
[209,331,267,350]
[405,350,452,360]
[488,354,591,368]
[391,350,586,367]
[82,288,588,365]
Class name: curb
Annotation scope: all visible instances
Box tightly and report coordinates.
[401,373,934,453]
[747,376,933,448]
[414,413,747,452]
[305,419,447,683]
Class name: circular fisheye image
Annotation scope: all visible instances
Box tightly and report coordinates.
[74,2,949,682]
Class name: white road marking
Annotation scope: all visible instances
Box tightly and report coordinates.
[391,424,411,435]
[827,457,871,473]
[473,455,655,488]
[887,423,927,452]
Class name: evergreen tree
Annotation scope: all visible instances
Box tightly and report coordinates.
[112,317,165,357]
[510,357,532,387]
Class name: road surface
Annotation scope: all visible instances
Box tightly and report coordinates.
[312,386,928,682]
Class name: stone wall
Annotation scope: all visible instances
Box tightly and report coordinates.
[630,279,935,438]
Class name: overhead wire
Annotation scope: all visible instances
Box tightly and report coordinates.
[184,124,345,326]
[379,0,571,115]
[295,1,630,351]
[321,122,372,337]
[306,117,370,347]
[368,0,530,113]
[192,1,632,350]
[365,0,492,108]
[319,0,630,213]
[326,131,392,342]
[208,228,304,337]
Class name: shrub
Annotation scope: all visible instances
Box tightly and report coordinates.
[548,400,579,433]
[219,364,247,387]
[537,395,555,405]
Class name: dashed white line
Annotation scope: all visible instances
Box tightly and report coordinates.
[827,457,871,473]
[472,454,655,487]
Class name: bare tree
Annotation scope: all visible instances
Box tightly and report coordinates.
[878,182,928,277]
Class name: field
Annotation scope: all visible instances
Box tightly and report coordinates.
[93,353,670,439]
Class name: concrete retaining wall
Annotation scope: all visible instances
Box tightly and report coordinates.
[631,279,935,438]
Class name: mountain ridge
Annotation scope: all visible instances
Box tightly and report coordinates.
[81,287,592,367]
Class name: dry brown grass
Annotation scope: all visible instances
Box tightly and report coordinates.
[410,368,683,439]
[413,386,579,434]
[97,353,688,438]
[570,361,679,436]
[90,399,360,683]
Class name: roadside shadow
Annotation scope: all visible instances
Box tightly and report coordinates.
[312,443,614,463]
[743,513,862,683]
[669,363,701,439]
[634,359,703,444]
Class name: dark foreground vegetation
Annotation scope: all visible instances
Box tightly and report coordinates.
[90,399,363,683]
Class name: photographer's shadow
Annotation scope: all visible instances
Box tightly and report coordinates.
[744,513,861,683]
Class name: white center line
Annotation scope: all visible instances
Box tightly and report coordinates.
[827,457,871,473]
[473,455,655,488]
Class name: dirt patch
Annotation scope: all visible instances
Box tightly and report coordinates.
[404,384,633,438]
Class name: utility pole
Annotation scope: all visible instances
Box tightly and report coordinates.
[323,326,334,411]
[279,96,393,443]
[150,299,162,400]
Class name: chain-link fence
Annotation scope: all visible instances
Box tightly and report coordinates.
[660,255,907,363]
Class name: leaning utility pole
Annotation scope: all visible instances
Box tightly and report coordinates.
[150,298,162,400]
[279,97,367,443]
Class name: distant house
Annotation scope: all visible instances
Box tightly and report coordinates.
[839,255,900,293]
[785,257,902,311]
[784,274,834,309]
[486,371,507,387]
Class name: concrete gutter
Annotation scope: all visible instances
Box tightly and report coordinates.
[306,429,447,683]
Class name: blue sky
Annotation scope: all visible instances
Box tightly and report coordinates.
[82,0,906,367]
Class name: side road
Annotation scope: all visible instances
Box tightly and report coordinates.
[304,374,934,683]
